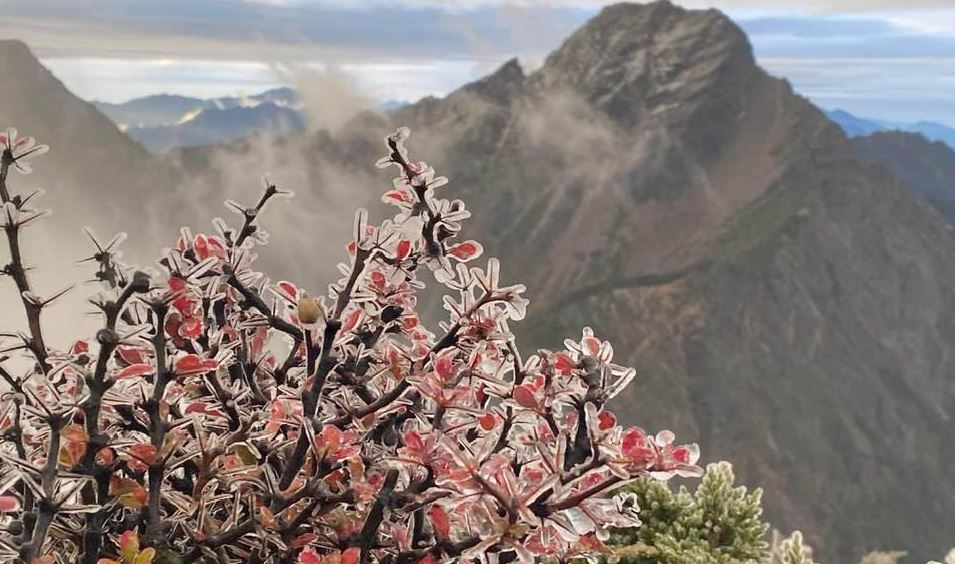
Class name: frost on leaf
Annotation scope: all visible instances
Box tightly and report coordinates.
[0,127,701,563]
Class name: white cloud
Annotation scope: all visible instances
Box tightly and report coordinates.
[238,0,955,15]
[5,0,954,125]
[41,57,483,103]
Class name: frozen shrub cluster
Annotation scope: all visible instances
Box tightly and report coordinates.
[0,127,701,563]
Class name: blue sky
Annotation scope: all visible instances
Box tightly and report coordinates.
[1,0,953,126]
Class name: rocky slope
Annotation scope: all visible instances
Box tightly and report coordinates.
[0,40,184,239]
[853,131,955,223]
[0,40,192,345]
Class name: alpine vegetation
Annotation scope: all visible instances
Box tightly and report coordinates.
[0,127,702,563]
[609,462,767,563]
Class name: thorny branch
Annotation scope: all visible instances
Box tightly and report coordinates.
[0,126,701,564]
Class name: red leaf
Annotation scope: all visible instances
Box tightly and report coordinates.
[554,352,576,375]
[479,412,498,431]
[118,347,146,365]
[168,276,186,292]
[128,443,157,466]
[384,189,411,203]
[206,236,226,258]
[428,505,451,539]
[174,354,218,376]
[315,425,343,458]
[179,317,203,339]
[621,427,654,465]
[184,402,207,415]
[95,447,115,467]
[173,295,196,315]
[403,431,425,454]
[597,410,616,431]
[297,547,320,564]
[119,530,139,561]
[277,281,298,300]
[446,240,483,261]
[476,383,487,404]
[164,314,181,340]
[59,424,89,467]
[0,495,20,512]
[341,308,362,334]
[109,476,147,509]
[513,384,539,409]
[341,548,361,564]
[434,352,455,381]
[71,340,88,354]
[193,234,208,259]
[396,239,412,261]
[115,363,154,380]
[370,270,387,291]
[60,424,88,443]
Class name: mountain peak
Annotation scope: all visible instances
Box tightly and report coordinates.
[461,57,525,103]
[0,39,33,57]
[0,39,44,74]
[528,1,758,159]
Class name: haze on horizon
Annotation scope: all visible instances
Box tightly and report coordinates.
[1,0,954,127]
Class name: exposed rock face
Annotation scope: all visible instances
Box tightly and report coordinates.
[5,3,955,560]
[853,131,955,223]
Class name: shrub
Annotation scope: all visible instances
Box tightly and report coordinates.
[769,531,817,564]
[0,127,702,563]
[608,461,768,563]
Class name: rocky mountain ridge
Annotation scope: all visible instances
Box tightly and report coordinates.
[853,130,955,224]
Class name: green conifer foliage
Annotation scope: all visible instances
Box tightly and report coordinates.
[610,462,769,563]
[769,531,817,564]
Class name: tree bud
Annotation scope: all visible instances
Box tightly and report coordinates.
[297,295,322,325]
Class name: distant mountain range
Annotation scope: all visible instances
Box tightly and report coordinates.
[96,87,955,161]
[94,89,408,152]
[93,88,303,152]
[827,108,955,150]
[94,87,299,126]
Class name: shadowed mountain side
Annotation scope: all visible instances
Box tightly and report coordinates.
[0,39,191,346]
[853,131,955,224]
